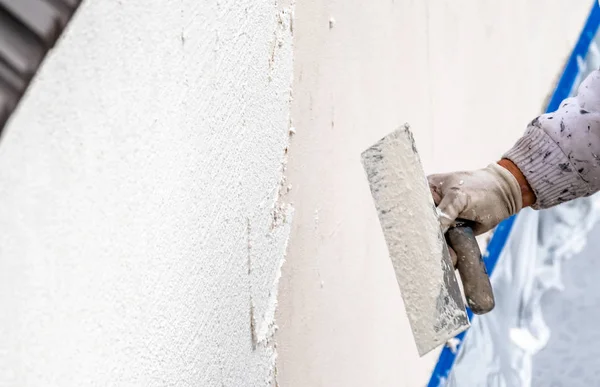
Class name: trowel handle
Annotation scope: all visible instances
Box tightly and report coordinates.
[446,222,495,315]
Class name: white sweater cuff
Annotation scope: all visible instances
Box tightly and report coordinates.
[503,128,589,209]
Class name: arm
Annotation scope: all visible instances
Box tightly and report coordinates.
[429,70,600,234]
[503,70,600,208]
[497,158,536,207]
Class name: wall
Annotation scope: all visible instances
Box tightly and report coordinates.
[0,0,294,386]
[276,0,592,386]
[0,0,594,387]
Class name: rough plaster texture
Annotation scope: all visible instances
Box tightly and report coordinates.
[361,127,468,356]
[276,1,592,386]
[0,0,294,386]
[0,1,595,386]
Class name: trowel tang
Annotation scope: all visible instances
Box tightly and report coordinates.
[447,221,495,315]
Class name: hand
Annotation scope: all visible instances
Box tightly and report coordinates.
[427,163,524,236]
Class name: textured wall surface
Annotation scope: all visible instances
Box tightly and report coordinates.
[0,1,294,386]
[0,0,594,386]
[276,0,592,386]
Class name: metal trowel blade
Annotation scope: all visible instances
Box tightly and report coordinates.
[361,124,469,356]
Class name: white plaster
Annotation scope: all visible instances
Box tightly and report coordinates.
[0,1,294,386]
[276,1,592,386]
[0,0,594,386]
[361,126,468,356]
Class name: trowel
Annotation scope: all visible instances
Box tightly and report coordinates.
[361,124,495,356]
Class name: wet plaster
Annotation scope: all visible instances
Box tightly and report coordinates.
[0,1,295,386]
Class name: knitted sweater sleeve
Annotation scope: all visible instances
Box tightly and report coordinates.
[504,70,600,209]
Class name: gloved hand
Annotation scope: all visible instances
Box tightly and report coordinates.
[427,163,524,236]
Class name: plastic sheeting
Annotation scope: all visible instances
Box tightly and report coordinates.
[447,16,600,387]
[448,197,600,386]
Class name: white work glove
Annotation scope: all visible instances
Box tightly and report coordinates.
[427,163,523,236]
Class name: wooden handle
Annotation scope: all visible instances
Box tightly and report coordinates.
[446,225,495,315]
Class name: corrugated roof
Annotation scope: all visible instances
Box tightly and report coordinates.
[0,0,81,135]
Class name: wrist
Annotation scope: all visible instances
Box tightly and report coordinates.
[497,159,536,207]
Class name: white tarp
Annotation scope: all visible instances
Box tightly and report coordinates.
[448,31,600,387]
[448,196,600,386]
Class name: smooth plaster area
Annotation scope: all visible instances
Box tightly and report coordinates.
[276,1,592,386]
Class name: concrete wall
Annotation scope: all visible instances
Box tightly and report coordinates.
[276,1,592,386]
[0,0,593,386]
[0,1,294,385]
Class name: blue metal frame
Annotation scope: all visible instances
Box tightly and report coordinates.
[427,2,600,385]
